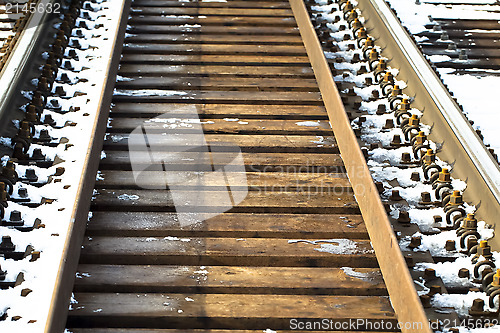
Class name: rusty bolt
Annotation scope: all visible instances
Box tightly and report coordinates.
[369,143,379,150]
[429,285,441,296]
[1,160,16,181]
[449,190,463,205]
[492,269,500,287]
[399,98,411,111]
[364,37,374,48]
[423,149,436,165]
[18,187,28,198]
[438,168,451,182]
[410,172,420,181]
[0,236,15,252]
[351,53,361,63]
[25,106,39,123]
[25,169,38,182]
[18,121,31,140]
[390,189,403,201]
[408,114,419,127]
[376,59,387,71]
[458,268,470,279]
[424,268,437,281]
[371,90,380,100]
[398,211,411,224]
[31,148,45,161]
[364,77,373,86]
[368,49,379,62]
[463,213,477,230]
[391,85,402,97]
[383,119,394,129]
[420,294,431,308]
[381,72,394,84]
[420,192,432,204]
[445,240,456,252]
[357,27,367,39]
[390,134,402,148]
[376,104,386,115]
[467,238,478,252]
[54,86,66,97]
[401,152,412,164]
[470,298,485,313]
[409,236,422,249]
[357,65,367,74]
[414,131,426,145]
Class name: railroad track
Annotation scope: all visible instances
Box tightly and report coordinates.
[0,0,500,332]
[67,0,410,331]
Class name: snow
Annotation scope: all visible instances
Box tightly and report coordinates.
[113,89,188,97]
[296,121,320,127]
[288,239,373,254]
[387,0,500,158]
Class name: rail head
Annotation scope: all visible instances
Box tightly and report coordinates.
[0,0,54,119]
[359,0,500,247]
[289,1,431,332]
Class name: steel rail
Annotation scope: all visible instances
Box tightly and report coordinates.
[289,1,431,332]
[357,0,500,247]
[0,0,53,120]
[44,0,132,331]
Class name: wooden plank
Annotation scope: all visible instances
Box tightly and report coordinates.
[120,54,310,65]
[430,19,500,30]
[131,0,292,8]
[109,103,329,118]
[91,189,358,213]
[130,7,294,16]
[124,34,303,44]
[112,91,321,104]
[67,293,395,329]
[114,77,319,91]
[127,16,298,26]
[117,64,313,76]
[108,118,330,134]
[85,212,367,238]
[99,152,345,172]
[126,25,300,35]
[123,43,306,55]
[103,134,338,152]
[95,171,351,189]
[421,38,500,49]
[78,236,375,266]
[74,265,386,295]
